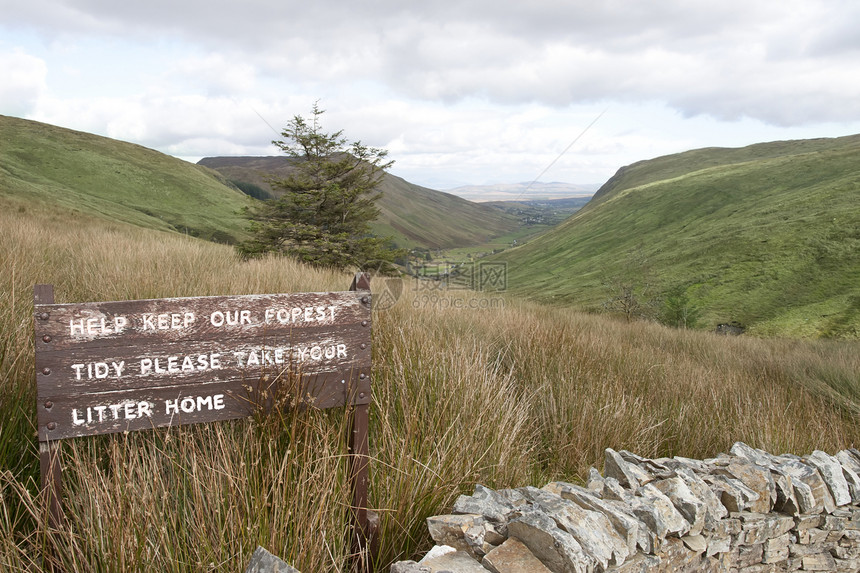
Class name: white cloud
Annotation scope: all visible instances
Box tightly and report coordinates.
[3,0,860,188]
[0,49,47,116]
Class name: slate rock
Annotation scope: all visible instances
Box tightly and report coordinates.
[605,448,648,490]
[521,486,629,569]
[806,450,853,507]
[245,547,301,573]
[544,480,642,557]
[651,476,707,536]
[507,510,595,573]
[482,537,553,573]
[777,459,836,514]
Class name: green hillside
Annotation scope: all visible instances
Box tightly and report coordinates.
[0,115,252,243]
[495,134,860,338]
[198,156,519,249]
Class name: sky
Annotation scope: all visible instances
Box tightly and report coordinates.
[3,1,860,192]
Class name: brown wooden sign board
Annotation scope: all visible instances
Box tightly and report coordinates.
[35,289,371,441]
[33,274,375,568]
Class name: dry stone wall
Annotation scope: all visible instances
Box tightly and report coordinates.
[391,443,860,573]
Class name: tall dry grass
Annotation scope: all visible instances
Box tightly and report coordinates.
[1,200,859,571]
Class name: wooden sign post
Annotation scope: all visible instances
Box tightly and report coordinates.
[34,274,374,562]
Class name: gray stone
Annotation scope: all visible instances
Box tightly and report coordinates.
[521,486,629,569]
[673,466,728,528]
[713,459,776,513]
[605,448,648,490]
[426,514,491,557]
[632,483,690,539]
[835,451,860,504]
[802,553,837,571]
[587,467,605,492]
[453,484,518,528]
[680,534,707,554]
[544,481,642,557]
[730,442,776,468]
[667,456,711,475]
[651,476,707,536]
[778,459,836,514]
[762,532,791,563]
[482,537,553,573]
[704,474,761,512]
[507,510,595,573]
[390,561,430,573]
[807,451,853,507]
[418,549,489,573]
[618,451,675,481]
[602,477,633,503]
[736,512,795,545]
[245,546,301,573]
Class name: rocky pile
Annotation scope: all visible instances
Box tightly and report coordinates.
[391,443,860,572]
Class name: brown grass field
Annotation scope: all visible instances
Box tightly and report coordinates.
[1,198,859,571]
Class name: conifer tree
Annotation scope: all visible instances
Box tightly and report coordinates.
[239,103,400,272]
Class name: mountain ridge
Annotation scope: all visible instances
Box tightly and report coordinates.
[494,134,860,337]
[198,156,519,250]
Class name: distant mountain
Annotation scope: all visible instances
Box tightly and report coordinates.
[198,156,519,250]
[0,115,251,243]
[493,134,860,338]
[445,181,599,202]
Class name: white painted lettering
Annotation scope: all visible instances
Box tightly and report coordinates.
[291,307,302,322]
[337,343,347,358]
[265,308,275,323]
[210,354,221,369]
[72,409,85,425]
[246,351,259,366]
[114,316,128,332]
[184,312,194,328]
[109,403,122,419]
[213,394,225,410]
[157,314,169,329]
[210,311,224,327]
[142,314,156,330]
[196,395,213,410]
[93,405,107,422]
[240,309,251,324]
[94,362,109,379]
[86,317,100,334]
[70,318,85,335]
[310,346,322,360]
[167,356,179,373]
[165,399,179,415]
[71,363,85,380]
[182,356,194,371]
[180,397,195,413]
[137,401,152,418]
[140,358,153,375]
[197,354,209,370]
[124,402,136,419]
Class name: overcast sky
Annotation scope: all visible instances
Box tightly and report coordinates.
[3,1,860,192]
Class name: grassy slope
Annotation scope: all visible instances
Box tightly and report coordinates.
[2,200,860,572]
[0,115,252,243]
[198,156,519,249]
[496,134,860,337]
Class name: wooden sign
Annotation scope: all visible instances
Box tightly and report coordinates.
[33,275,375,566]
[35,289,371,441]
